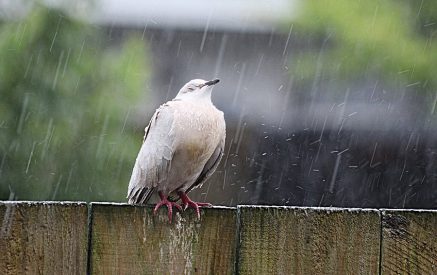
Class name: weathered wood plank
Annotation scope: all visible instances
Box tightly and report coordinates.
[237,206,380,275]
[0,201,88,275]
[90,203,237,275]
[381,209,437,275]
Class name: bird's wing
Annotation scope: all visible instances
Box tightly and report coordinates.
[127,103,176,204]
[185,129,226,195]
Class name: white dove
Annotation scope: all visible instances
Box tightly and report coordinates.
[127,79,225,222]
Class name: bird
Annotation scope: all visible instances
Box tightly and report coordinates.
[127,78,225,222]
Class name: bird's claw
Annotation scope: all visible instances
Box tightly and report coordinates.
[153,193,182,223]
[178,191,212,219]
[182,201,212,219]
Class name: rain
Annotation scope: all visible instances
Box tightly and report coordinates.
[0,0,436,211]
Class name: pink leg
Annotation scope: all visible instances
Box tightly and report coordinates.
[153,191,182,223]
[177,191,212,219]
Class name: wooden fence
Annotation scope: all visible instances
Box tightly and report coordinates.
[0,202,435,274]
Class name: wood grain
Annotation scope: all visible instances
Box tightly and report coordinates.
[237,206,380,275]
[89,203,237,275]
[2,201,435,275]
[0,201,88,275]
[381,209,437,275]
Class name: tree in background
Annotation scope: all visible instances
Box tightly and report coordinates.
[0,6,149,201]
[292,0,437,108]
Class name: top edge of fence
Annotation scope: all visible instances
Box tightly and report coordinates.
[0,201,435,213]
[90,201,237,210]
[0,200,87,206]
[238,205,437,213]
[237,205,383,213]
[380,208,437,213]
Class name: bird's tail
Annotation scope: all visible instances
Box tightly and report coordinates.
[127,186,155,205]
[127,163,155,204]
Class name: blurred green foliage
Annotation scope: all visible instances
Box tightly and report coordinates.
[292,0,437,100]
[0,6,149,201]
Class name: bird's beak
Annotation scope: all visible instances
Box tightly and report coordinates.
[204,79,220,86]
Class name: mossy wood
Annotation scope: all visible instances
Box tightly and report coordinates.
[237,206,381,275]
[2,201,436,275]
[0,202,88,275]
[89,203,237,275]
[381,209,437,275]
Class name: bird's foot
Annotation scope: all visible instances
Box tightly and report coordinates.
[178,191,212,219]
[153,192,182,223]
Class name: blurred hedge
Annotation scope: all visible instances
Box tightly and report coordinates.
[0,6,149,201]
[292,0,437,102]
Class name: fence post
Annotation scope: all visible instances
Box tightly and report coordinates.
[237,206,381,274]
[89,203,237,274]
[0,201,88,275]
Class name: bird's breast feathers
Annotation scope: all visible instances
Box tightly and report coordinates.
[170,101,224,160]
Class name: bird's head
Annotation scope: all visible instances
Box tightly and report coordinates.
[175,79,220,101]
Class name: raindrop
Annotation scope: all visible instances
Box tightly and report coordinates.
[199,12,212,53]
[77,39,85,62]
[49,15,63,53]
[430,92,437,114]
[214,34,228,77]
[23,54,34,79]
[17,94,29,134]
[141,21,149,40]
[51,174,63,200]
[62,48,71,78]
[282,24,293,56]
[52,50,64,90]
[25,142,36,174]
[121,109,131,134]
[41,118,54,160]
[165,76,174,101]
[254,54,264,76]
[96,114,109,159]
[369,142,378,167]
[329,154,341,193]
[232,63,246,107]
